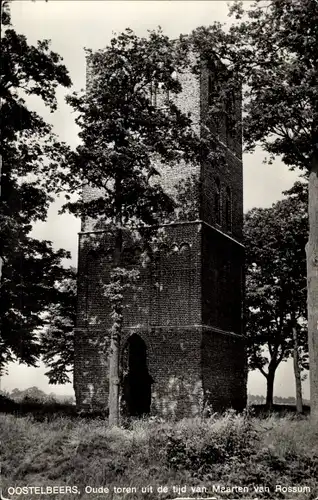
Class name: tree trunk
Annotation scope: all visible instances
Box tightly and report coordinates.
[266,365,276,410]
[0,143,2,284]
[108,174,123,427]
[108,227,122,428]
[292,326,303,414]
[108,303,121,427]
[306,152,318,423]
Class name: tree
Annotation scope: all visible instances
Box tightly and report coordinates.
[64,29,215,425]
[190,0,318,421]
[41,268,77,385]
[0,0,72,371]
[1,238,73,371]
[233,0,318,421]
[10,386,47,402]
[244,182,308,409]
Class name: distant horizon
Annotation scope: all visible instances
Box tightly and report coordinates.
[1,357,310,401]
[2,386,311,406]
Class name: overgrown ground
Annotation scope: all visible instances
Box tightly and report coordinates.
[1,402,318,500]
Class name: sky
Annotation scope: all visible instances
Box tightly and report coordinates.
[1,0,307,399]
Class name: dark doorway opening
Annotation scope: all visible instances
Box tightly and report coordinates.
[122,334,153,417]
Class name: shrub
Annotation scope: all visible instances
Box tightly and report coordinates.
[164,410,259,476]
[1,411,317,499]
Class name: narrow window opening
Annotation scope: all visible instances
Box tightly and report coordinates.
[208,69,222,135]
[226,91,236,143]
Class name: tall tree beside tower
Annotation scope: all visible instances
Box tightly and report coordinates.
[0,0,72,371]
[235,0,318,422]
[191,0,318,421]
[244,183,308,410]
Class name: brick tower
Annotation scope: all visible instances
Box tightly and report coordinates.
[74,58,247,418]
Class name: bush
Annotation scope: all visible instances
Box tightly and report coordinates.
[164,410,259,476]
[0,411,317,499]
[0,392,77,421]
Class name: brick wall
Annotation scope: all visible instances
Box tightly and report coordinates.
[200,64,243,241]
[202,224,244,333]
[74,324,247,417]
[129,326,204,419]
[77,222,202,330]
[74,328,109,412]
[202,330,247,412]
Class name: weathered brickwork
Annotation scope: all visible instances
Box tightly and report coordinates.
[202,329,247,412]
[74,52,247,418]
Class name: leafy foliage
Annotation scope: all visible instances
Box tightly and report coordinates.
[189,0,318,169]
[1,238,71,369]
[1,412,318,499]
[41,268,77,384]
[244,182,308,404]
[0,0,72,372]
[229,0,318,169]
[63,28,213,226]
[165,411,258,476]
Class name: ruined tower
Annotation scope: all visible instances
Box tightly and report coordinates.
[74,56,246,418]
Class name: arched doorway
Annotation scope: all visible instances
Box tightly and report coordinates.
[122,334,153,417]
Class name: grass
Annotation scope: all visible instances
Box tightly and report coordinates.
[1,404,318,500]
